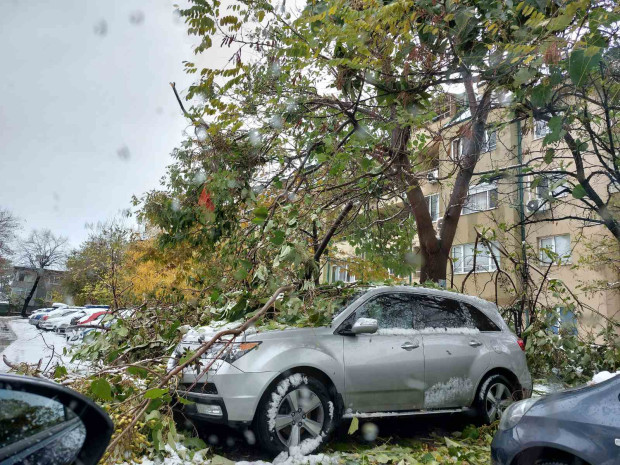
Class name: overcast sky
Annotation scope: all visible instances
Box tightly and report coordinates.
[0,0,227,249]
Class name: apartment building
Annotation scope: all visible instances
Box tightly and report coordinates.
[322,98,619,337]
[10,266,66,309]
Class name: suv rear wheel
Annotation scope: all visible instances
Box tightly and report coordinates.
[476,374,515,423]
[255,374,336,455]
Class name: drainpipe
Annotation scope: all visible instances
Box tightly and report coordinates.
[516,120,529,331]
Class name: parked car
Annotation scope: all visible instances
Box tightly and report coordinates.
[66,313,111,344]
[39,307,83,331]
[0,373,113,464]
[491,373,620,465]
[169,286,531,455]
[72,310,110,326]
[28,303,69,325]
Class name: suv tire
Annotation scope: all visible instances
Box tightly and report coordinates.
[255,374,336,455]
[476,374,515,423]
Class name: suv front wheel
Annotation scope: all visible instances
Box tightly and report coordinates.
[255,374,336,455]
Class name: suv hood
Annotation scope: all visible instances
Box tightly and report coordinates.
[180,322,332,346]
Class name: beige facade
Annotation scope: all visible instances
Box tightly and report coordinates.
[322,105,619,337]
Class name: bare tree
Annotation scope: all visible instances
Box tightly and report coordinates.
[0,208,19,261]
[18,229,68,317]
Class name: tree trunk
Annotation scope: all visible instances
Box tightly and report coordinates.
[21,275,40,318]
[419,248,449,283]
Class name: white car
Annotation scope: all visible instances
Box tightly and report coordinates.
[39,307,84,331]
[28,303,69,325]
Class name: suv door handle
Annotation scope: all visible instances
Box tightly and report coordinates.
[469,340,483,347]
[401,342,419,351]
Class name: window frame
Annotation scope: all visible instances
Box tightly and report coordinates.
[425,193,440,222]
[451,241,500,274]
[533,119,551,140]
[533,173,569,203]
[462,182,498,215]
[481,129,497,153]
[347,293,416,332]
[413,295,469,330]
[538,234,571,265]
[460,302,501,332]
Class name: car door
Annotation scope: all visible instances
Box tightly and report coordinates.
[414,295,491,409]
[342,292,425,413]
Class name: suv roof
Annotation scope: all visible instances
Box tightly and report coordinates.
[331,286,505,329]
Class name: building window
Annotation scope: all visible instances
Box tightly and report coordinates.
[539,234,571,264]
[425,194,440,222]
[534,174,568,202]
[551,307,578,335]
[533,119,550,139]
[451,241,500,274]
[17,272,25,282]
[463,183,498,215]
[482,130,497,152]
[329,264,356,284]
[451,138,463,160]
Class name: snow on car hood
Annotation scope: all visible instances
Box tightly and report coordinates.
[179,321,331,346]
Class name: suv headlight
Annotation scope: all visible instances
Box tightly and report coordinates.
[499,397,539,430]
[202,341,261,364]
[167,341,261,372]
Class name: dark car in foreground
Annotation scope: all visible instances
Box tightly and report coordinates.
[491,374,620,465]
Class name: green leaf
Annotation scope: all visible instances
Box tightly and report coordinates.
[572,184,587,199]
[544,148,555,164]
[90,378,113,401]
[144,388,169,399]
[347,416,359,435]
[177,396,195,405]
[53,365,68,379]
[127,366,149,378]
[252,206,269,224]
[183,437,207,450]
[513,68,536,86]
[270,230,286,246]
[569,49,601,86]
[210,455,235,465]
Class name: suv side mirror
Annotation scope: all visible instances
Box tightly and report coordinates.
[0,374,113,465]
[352,318,378,335]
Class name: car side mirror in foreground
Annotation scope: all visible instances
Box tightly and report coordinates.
[0,374,113,465]
[351,317,378,335]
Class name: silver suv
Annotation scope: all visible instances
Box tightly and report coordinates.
[170,286,531,455]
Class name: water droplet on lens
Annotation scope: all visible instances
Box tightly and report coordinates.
[117,145,131,161]
[196,126,208,142]
[362,422,379,441]
[94,19,108,36]
[129,10,144,25]
[249,129,261,146]
[207,434,218,445]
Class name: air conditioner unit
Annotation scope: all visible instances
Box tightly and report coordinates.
[427,169,439,184]
[526,199,549,213]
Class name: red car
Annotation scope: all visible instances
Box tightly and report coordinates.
[77,311,110,325]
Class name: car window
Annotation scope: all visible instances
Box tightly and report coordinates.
[461,302,500,331]
[355,293,415,329]
[414,295,470,330]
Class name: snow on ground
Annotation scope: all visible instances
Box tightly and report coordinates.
[119,442,338,465]
[0,316,87,374]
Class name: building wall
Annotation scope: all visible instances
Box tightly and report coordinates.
[10,267,66,307]
[321,108,619,337]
